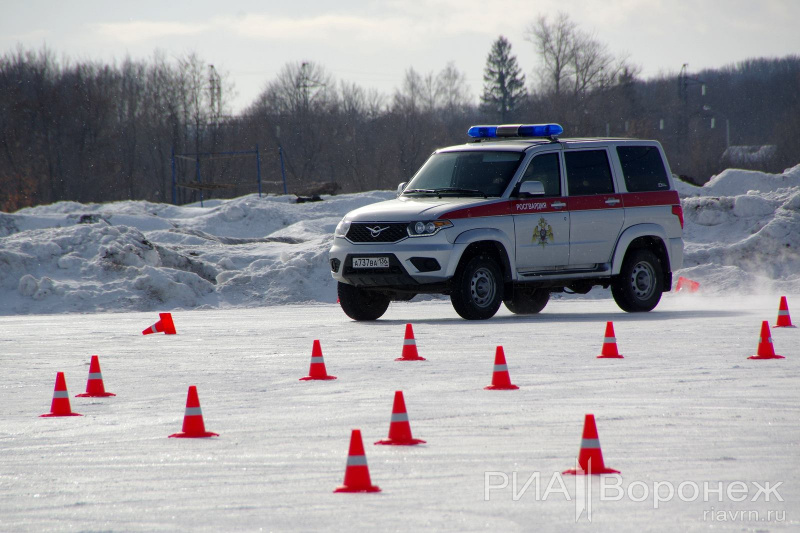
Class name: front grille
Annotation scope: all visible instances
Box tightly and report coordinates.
[346,222,408,243]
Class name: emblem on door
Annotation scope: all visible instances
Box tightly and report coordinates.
[533,217,554,247]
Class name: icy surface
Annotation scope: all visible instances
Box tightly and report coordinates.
[0,297,797,531]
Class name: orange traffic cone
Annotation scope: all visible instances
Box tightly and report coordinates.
[485,346,519,390]
[396,323,425,361]
[334,429,381,493]
[169,385,219,438]
[675,276,700,292]
[300,340,337,381]
[597,321,624,359]
[76,355,115,397]
[142,312,177,335]
[41,372,82,417]
[748,321,785,360]
[375,391,426,446]
[562,414,619,475]
[775,296,796,328]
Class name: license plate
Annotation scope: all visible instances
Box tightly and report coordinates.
[352,257,390,269]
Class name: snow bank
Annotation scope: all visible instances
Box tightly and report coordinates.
[0,191,392,314]
[679,164,800,294]
[1,164,799,315]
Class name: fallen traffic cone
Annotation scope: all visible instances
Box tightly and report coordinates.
[748,321,785,360]
[597,321,624,359]
[375,391,426,446]
[675,276,700,293]
[562,414,619,475]
[142,312,177,335]
[299,340,337,381]
[76,355,115,397]
[169,385,219,438]
[396,323,425,361]
[775,296,796,328]
[485,346,519,390]
[40,372,82,417]
[334,429,381,493]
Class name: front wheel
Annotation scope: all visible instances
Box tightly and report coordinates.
[450,255,503,320]
[337,282,391,320]
[504,288,550,315]
[611,249,664,312]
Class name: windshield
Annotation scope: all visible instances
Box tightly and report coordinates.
[403,151,524,197]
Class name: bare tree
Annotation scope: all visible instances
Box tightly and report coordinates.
[526,12,632,99]
[436,61,471,116]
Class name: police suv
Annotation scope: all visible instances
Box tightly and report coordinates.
[330,124,684,320]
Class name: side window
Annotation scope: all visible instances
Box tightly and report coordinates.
[520,153,561,196]
[616,146,669,192]
[564,150,615,196]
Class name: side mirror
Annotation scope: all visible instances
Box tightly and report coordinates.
[396,182,407,196]
[518,181,545,197]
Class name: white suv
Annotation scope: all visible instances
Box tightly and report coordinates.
[329,124,684,320]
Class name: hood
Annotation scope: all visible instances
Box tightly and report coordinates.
[344,196,501,222]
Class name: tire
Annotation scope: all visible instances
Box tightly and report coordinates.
[337,282,391,321]
[504,288,550,315]
[611,249,664,312]
[450,255,504,320]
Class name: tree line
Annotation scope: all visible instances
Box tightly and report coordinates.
[1,13,798,211]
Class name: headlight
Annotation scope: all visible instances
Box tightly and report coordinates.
[407,219,453,237]
[334,218,351,237]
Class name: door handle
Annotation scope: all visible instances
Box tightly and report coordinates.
[605,198,621,205]
[551,201,566,209]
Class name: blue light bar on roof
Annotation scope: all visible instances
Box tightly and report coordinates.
[467,123,564,139]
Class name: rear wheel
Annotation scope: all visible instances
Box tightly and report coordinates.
[450,255,503,320]
[611,249,664,312]
[337,282,391,320]
[504,288,550,315]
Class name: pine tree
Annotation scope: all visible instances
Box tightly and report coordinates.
[481,36,527,122]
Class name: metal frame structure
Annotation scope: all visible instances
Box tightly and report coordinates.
[171,147,263,207]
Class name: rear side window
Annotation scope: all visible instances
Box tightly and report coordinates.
[565,150,614,195]
[616,146,669,192]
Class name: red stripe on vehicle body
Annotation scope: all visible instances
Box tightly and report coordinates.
[440,190,680,220]
[440,201,511,219]
[568,194,622,211]
[621,190,680,207]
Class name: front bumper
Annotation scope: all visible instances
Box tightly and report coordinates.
[329,236,464,288]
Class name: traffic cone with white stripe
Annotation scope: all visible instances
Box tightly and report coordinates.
[300,340,337,380]
[41,372,82,417]
[375,391,426,446]
[142,312,176,335]
[396,323,425,361]
[485,346,519,390]
[334,429,381,493]
[169,385,219,438]
[76,355,115,397]
[775,296,796,328]
[748,321,785,360]
[562,414,619,475]
[597,321,624,359]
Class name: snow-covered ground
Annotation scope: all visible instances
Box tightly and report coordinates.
[1,164,799,315]
[1,165,799,531]
[0,297,797,531]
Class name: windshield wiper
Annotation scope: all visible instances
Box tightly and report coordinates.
[430,187,488,198]
[403,188,438,194]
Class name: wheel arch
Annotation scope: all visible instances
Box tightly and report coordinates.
[611,224,672,289]
[452,229,514,283]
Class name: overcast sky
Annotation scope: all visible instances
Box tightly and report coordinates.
[2,0,798,113]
